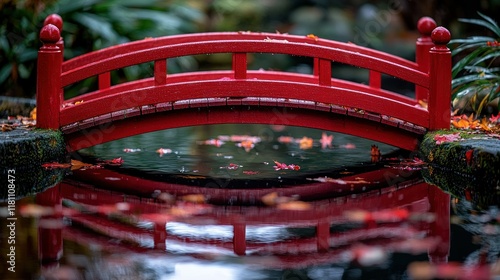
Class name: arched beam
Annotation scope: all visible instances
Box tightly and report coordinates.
[64,106,422,152]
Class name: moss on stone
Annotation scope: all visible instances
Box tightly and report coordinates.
[419,130,500,207]
[0,128,68,168]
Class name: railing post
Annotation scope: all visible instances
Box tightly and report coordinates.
[36,24,62,129]
[43,14,64,105]
[428,27,451,130]
[415,17,437,101]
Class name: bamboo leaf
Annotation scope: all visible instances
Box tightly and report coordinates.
[476,92,490,114]
[452,47,489,77]
[451,40,492,56]
[477,12,500,37]
[452,74,498,88]
[471,50,500,67]
[459,17,500,38]
[488,85,500,101]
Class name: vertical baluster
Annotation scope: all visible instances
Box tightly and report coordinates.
[316,220,330,252]
[318,59,331,86]
[369,70,381,89]
[154,59,167,86]
[428,27,451,130]
[154,222,167,250]
[36,24,62,129]
[232,53,247,79]
[313,57,319,76]
[98,72,111,90]
[416,17,437,102]
[233,223,246,255]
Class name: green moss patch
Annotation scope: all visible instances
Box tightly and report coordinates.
[419,130,500,207]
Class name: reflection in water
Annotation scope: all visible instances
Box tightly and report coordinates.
[0,126,498,279]
[6,167,454,279]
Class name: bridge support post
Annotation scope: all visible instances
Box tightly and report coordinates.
[316,220,330,252]
[36,184,63,264]
[154,222,167,250]
[428,27,451,130]
[427,185,450,263]
[233,222,246,255]
[415,17,437,102]
[36,24,62,129]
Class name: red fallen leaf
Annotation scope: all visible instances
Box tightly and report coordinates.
[288,164,300,171]
[156,148,172,156]
[100,157,123,166]
[273,160,300,171]
[197,139,225,147]
[434,133,461,145]
[465,149,474,165]
[489,112,500,123]
[224,163,241,170]
[319,132,334,149]
[42,162,72,169]
[243,170,259,175]
[123,148,141,153]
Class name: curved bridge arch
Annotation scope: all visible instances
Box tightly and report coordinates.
[36,15,451,151]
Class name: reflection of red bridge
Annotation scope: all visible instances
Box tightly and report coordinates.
[37,14,451,151]
[36,168,450,268]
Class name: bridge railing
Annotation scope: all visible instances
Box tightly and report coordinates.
[36,14,450,132]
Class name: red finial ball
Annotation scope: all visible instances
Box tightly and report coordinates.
[417,17,437,36]
[40,24,61,44]
[431,26,451,45]
[43,14,63,31]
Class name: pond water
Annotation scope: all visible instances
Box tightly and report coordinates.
[1,125,499,280]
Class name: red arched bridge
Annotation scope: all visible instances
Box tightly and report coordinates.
[36,14,451,151]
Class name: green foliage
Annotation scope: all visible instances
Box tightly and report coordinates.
[451,12,500,115]
[0,0,204,98]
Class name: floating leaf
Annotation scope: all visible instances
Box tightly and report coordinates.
[319,132,333,149]
[298,136,313,150]
[123,148,141,153]
[273,160,300,171]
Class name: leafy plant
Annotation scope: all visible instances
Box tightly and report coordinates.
[451,12,500,116]
[0,0,204,98]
